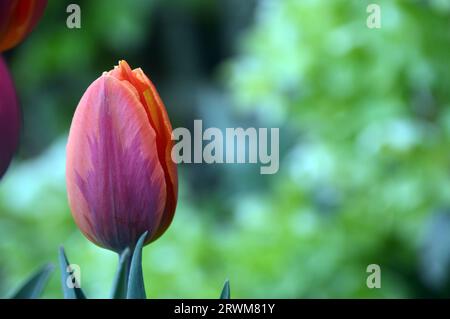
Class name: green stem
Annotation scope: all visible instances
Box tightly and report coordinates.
[110,248,131,299]
[126,231,148,299]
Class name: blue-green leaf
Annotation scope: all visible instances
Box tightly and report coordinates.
[220,280,230,299]
[126,231,148,299]
[58,246,86,299]
[111,248,131,299]
[10,264,54,299]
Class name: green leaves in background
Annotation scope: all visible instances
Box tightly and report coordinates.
[220,280,230,299]
[127,231,148,299]
[58,247,86,299]
[111,248,131,299]
[10,264,54,299]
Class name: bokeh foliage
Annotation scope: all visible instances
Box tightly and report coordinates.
[1,0,450,298]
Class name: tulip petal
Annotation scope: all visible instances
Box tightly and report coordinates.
[0,56,20,179]
[66,75,167,252]
[0,0,47,52]
[108,61,178,242]
[141,77,178,240]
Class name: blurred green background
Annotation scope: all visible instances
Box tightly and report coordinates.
[1,0,450,298]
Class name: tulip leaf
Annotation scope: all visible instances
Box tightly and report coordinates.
[111,247,131,299]
[127,231,148,299]
[10,264,54,299]
[58,246,86,299]
[220,280,230,299]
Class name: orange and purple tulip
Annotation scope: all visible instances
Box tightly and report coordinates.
[0,0,47,52]
[0,56,20,179]
[66,60,178,253]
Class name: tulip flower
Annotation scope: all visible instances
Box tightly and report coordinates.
[0,56,20,179]
[66,60,178,253]
[0,0,47,52]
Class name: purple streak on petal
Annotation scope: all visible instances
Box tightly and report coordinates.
[74,82,166,252]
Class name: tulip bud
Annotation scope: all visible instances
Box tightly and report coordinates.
[0,56,20,179]
[66,61,178,253]
[0,0,47,52]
